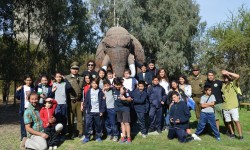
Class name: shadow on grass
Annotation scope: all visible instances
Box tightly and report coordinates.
[0,104,20,125]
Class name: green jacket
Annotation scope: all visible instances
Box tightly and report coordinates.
[65,74,84,101]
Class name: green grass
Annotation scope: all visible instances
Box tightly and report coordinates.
[0,108,249,150]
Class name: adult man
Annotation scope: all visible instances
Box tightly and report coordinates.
[221,70,243,140]
[65,61,84,138]
[21,92,48,150]
[205,70,224,131]
[188,65,206,119]
[81,60,98,79]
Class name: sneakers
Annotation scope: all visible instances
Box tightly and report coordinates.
[216,137,221,141]
[113,136,119,142]
[49,146,53,150]
[106,135,112,140]
[142,134,147,138]
[82,138,90,144]
[53,146,58,149]
[96,138,102,142]
[238,136,244,140]
[230,134,236,138]
[192,134,202,141]
[20,137,27,150]
[119,137,126,144]
[126,137,132,144]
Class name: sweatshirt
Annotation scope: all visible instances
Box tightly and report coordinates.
[147,84,167,108]
[39,100,57,128]
[131,88,148,113]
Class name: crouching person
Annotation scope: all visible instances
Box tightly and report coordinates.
[20,92,48,150]
[168,91,193,143]
[82,78,106,143]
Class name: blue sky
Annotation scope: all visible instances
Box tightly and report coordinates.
[196,0,250,28]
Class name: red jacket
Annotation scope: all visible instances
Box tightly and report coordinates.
[40,99,57,128]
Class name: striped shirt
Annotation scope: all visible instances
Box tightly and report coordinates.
[24,104,44,137]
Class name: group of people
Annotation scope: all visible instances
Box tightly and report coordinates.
[16,59,244,150]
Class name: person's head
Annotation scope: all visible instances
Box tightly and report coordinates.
[98,68,106,79]
[172,91,180,103]
[171,80,178,89]
[192,65,200,76]
[107,70,113,79]
[40,75,49,85]
[44,98,53,108]
[178,75,188,85]
[84,74,92,85]
[207,70,215,81]
[91,78,99,90]
[141,63,147,73]
[222,75,232,83]
[103,79,111,91]
[158,68,169,81]
[204,85,212,96]
[55,73,63,83]
[70,61,80,75]
[148,59,155,70]
[123,69,131,79]
[138,80,145,91]
[113,77,123,90]
[28,92,39,106]
[87,60,95,71]
[152,76,159,85]
[24,75,32,86]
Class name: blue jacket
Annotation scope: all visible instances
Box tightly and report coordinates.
[131,88,149,113]
[113,88,131,112]
[15,86,34,115]
[169,101,190,130]
[147,84,167,108]
[36,84,54,98]
[84,88,106,113]
[137,71,152,85]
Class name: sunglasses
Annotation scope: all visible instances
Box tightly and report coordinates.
[88,64,94,66]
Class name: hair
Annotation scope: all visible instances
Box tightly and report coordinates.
[152,76,159,80]
[107,70,113,74]
[87,60,96,67]
[91,78,99,85]
[170,80,178,89]
[98,68,107,79]
[138,80,146,87]
[172,91,180,97]
[113,77,123,86]
[207,70,215,75]
[141,63,148,68]
[28,91,38,100]
[204,85,211,91]
[157,68,169,82]
[124,68,131,75]
[24,74,32,80]
[83,73,92,86]
[103,78,111,85]
[178,74,189,84]
[149,59,155,64]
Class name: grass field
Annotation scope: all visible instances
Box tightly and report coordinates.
[0,103,249,150]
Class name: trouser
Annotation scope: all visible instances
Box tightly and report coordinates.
[68,101,83,136]
[55,104,67,135]
[105,108,119,136]
[149,106,162,131]
[25,135,47,150]
[44,126,58,146]
[20,112,27,140]
[165,107,170,126]
[85,112,102,139]
[136,112,147,135]
[193,97,201,119]
[168,127,193,143]
[195,112,220,138]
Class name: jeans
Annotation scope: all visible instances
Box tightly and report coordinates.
[195,112,220,138]
[44,126,58,146]
[168,126,193,143]
[85,112,102,138]
[149,106,162,131]
[55,104,67,135]
[136,112,147,134]
[105,108,119,136]
[20,112,27,140]
[165,108,170,126]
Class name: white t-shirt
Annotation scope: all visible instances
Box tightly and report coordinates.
[160,80,170,94]
[23,85,31,108]
[90,89,100,113]
[123,77,138,91]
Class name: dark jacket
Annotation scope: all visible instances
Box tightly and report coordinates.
[16,86,35,115]
[169,101,190,130]
[147,84,167,108]
[131,89,149,113]
[84,88,106,113]
[137,71,152,85]
[205,80,223,104]
[36,84,54,98]
[113,88,131,112]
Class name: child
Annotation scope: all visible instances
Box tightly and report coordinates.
[82,78,106,143]
[123,69,138,91]
[103,79,119,142]
[40,98,63,150]
[147,76,167,133]
[131,80,148,138]
[16,75,34,141]
[107,70,114,86]
[81,74,92,111]
[113,78,133,144]
[136,63,152,86]
[97,68,107,89]
[193,85,221,141]
[52,72,70,141]
[37,75,55,105]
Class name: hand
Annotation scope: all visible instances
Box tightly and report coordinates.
[113,73,116,78]
[221,70,229,75]
[40,94,45,98]
[40,133,49,139]
[52,86,57,92]
[16,86,22,91]
[61,75,65,79]
[100,113,103,116]
[170,118,174,123]
[161,101,164,104]
[81,105,84,112]
[175,119,180,124]
[48,116,56,124]
[120,95,126,100]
